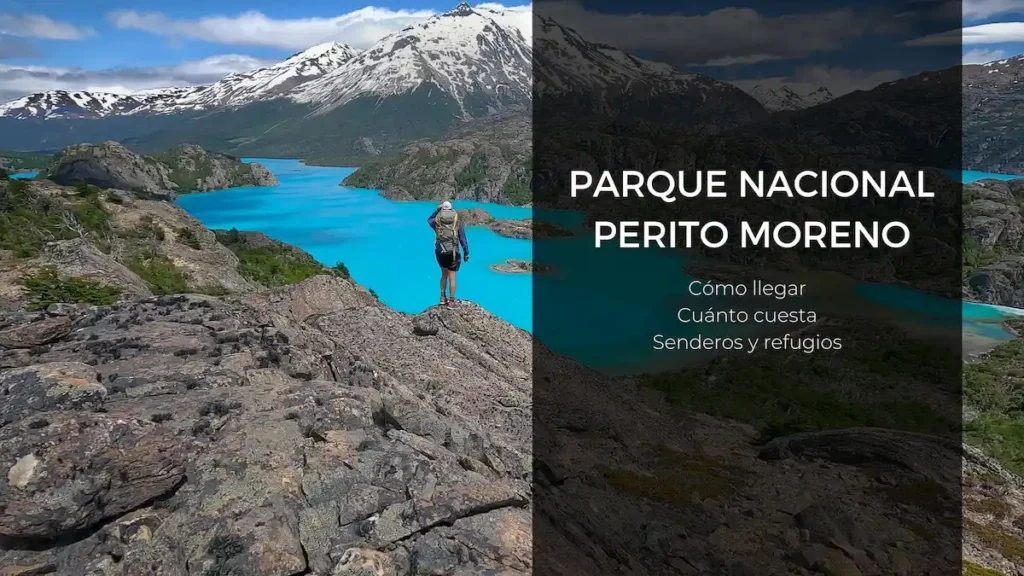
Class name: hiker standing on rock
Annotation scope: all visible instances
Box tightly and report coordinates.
[428,201,470,308]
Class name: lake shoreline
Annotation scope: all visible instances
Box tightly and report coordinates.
[170,158,1024,373]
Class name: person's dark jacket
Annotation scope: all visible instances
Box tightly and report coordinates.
[428,207,469,258]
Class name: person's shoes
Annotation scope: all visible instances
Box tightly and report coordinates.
[446,298,456,308]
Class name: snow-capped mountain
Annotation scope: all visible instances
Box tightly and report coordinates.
[533,16,767,127]
[0,91,146,120]
[746,85,834,112]
[0,42,359,119]
[292,3,530,116]
[156,42,360,113]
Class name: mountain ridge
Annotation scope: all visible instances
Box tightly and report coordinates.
[746,84,834,111]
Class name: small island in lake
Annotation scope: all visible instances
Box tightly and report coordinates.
[490,259,554,275]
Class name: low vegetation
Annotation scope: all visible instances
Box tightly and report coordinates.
[0,179,112,258]
[964,330,1024,475]
[127,248,189,295]
[215,228,349,287]
[21,267,120,310]
[639,320,959,443]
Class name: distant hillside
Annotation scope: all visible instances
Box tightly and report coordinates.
[0,150,54,172]
[342,113,530,205]
[965,56,1024,174]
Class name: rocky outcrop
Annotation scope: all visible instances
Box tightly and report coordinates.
[0,265,1020,574]
[0,279,531,575]
[455,207,573,240]
[0,178,256,310]
[43,141,276,197]
[965,179,1024,306]
[490,259,553,274]
[156,144,278,192]
[46,142,177,198]
[343,114,530,206]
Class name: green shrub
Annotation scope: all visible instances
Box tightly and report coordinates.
[74,182,101,198]
[0,179,111,257]
[331,262,350,278]
[105,192,124,205]
[454,153,488,192]
[236,248,324,287]
[216,228,340,287]
[21,267,120,310]
[0,168,8,180]
[177,227,202,250]
[127,249,189,295]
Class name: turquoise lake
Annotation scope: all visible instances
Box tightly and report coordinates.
[960,169,1024,183]
[173,159,1024,370]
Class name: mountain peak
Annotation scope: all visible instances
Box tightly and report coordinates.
[745,84,834,112]
[445,1,476,16]
[288,41,359,61]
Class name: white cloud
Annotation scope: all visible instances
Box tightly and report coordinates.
[0,14,96,40]
[910,21,1024,45]
[537,3,896,66]
[730,66,904,98]
[0,54,272,104]
[963,48,1008,63]
[107,4,531,51]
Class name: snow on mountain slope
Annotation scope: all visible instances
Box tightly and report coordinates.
[291,3,531,116]
[153,42,360,113]
[746,85,834,111]
[0,91,145,119]
[0,42,358,119]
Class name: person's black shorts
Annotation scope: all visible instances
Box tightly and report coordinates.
[436,251,462,271]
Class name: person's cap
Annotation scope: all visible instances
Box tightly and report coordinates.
[441,201,452,210]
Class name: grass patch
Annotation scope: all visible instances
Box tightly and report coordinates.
[127,248,189,295]
[21,267,120,310]
[215,228,349,287]
[965,561,1006,576]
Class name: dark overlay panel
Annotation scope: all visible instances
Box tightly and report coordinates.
[532,2,963,574]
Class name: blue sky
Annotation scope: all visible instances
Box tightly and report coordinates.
[0,0,1020,103]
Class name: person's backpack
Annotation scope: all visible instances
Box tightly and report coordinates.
[436,208,459,255]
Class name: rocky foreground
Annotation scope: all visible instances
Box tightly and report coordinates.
[0,278,530,575]
[1,177,1024,575]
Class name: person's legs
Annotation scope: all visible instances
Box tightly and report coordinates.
[436,251,450,303]
[447,255,461,305]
